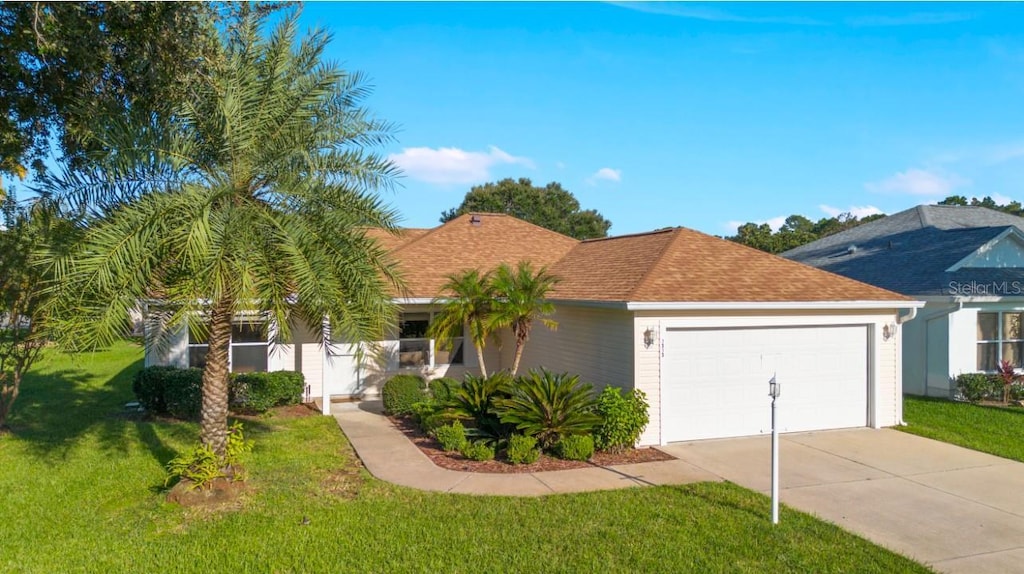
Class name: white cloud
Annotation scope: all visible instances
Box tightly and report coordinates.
[611,2,825,25]
[990,192,1016,205]
[555,161,566,169]
[819,204,884,219]
[864,168,971,196]
[587,167,621,184]
[724,215,787,235]
[388,145,534,185]
[846,12,973,27]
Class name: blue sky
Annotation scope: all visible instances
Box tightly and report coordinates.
[297,2,1024,236]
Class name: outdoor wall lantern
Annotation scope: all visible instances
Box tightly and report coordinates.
[643,327,656,349]
[882,322,897,341]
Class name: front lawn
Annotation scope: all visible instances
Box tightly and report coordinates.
[0,343,930,573]
[901,395,1024,462]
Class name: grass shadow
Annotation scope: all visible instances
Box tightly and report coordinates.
[8,345,276,472]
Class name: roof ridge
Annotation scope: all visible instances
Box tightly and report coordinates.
[389,217,455,255]
[581,228,677,243]
[627,228,685,299]
[917,205,932,228]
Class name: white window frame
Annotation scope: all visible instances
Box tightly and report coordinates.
[397,311,464,369]
[187,319,270,373]
[977,311,1024,372]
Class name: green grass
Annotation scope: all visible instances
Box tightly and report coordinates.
[0,342,931,573]
[901,395,1024,462]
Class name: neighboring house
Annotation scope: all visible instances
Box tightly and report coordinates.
[783,205,1024,398]
[146,212,919,445]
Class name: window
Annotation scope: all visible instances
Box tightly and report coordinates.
[397,312,464,368]
[977,312,1024,371]
[187,321,269,373]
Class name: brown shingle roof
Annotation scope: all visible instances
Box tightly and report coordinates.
[551,227,909,302]
[364,227,430,252]
[388,213,579,298]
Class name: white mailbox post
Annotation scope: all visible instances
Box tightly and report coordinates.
[769,374,780,525]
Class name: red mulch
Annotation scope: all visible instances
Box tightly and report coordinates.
[390,416,675,474]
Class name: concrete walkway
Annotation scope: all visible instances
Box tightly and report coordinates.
[659,429,1024,574]
[330,400,718,496]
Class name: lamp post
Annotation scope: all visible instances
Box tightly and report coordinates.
[769,374,780,525]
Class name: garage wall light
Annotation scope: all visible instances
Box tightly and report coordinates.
[882,322,897,341]
[643,327,656,349]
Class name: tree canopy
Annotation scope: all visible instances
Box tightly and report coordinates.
[440,178,611,240]
[729,194,1024,254]
[937,194,1024,216]
[0,2,282,195]
[728,212,886,254]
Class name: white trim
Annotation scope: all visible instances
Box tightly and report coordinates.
[946,227,1024,272]
[626,300,923,311]
[392,298,435,305]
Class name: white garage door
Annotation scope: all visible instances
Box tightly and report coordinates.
[662,325,868,442]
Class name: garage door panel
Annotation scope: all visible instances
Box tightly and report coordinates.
[662,325,868,442]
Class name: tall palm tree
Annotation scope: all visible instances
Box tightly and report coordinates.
[427,269,496,378]
[41,12,402,458]
[488,261,561,376]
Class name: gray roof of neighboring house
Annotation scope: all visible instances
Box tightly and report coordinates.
[782,205,1024,297]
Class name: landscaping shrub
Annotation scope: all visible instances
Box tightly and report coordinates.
[132,366,203,420]
[506,434,540,465]
[166,422,253,489]
[495,369,601,449]
[382,374,426,415]
[956,373,1001,403]
[450,372,515,442]
[164,369,203,420]
[428,377,461,403]
[555,434,594,461]
[132,365,176,413]
[434,421,468,452]
[593,386,650,452]
[230,371,304,413]
[460,440,495,461]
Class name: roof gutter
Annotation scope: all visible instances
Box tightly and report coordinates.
[624,300,925,312]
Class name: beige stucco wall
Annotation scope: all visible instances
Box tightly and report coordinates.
[516,304,635,390]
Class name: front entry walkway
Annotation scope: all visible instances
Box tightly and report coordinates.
[659,429,1024,574]
[330,400,718,496]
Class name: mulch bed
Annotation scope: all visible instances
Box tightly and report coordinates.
[390,416,675,474]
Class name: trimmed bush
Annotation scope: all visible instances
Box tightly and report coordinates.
[164,369,203,420]
[132,366,203,420]
[428,377,461,403]
[434,421,468,452]
[494,369,601,449]
[555,434,594,461]
[382,374,426,415]
[956,373,1001,403]
[133,366,177,413]
[460,440,495,461]
[506,434,540,465]
[593,386,650,452]
[230,371,305,413]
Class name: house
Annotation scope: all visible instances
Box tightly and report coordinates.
[145,213,920,445]
[783,205,1024,398]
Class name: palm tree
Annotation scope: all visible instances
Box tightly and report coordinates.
[488,261,561,376]
[41,12,402,458]
[427,269,496,377]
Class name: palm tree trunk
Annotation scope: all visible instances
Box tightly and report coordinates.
[0,373,19,430]
[200,296,232,458]
[510,341,525,376]
[475,343,488,378]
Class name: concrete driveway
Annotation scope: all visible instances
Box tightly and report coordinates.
[659,428,1024,574]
